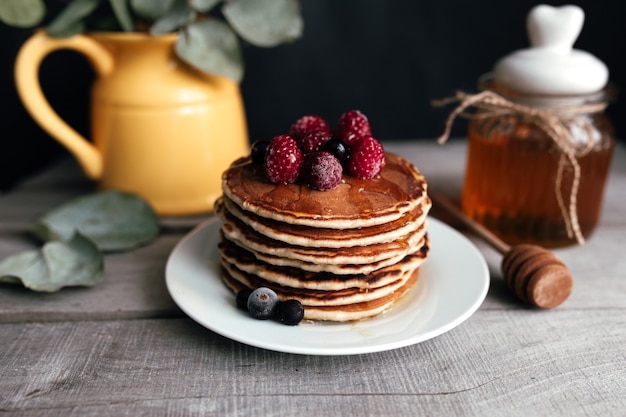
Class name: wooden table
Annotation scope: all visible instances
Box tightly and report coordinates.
[2,140,625,416]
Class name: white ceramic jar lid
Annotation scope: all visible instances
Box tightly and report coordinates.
[493,4,608,95]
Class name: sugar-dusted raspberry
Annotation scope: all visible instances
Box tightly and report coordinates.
[303,151,343,191]
[289,115,331,140]
[298,130,332,157]
[334,110,372,145]
[264,135,304,184]
[347,135,385,179]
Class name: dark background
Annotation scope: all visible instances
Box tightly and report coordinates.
[1,0,625,191]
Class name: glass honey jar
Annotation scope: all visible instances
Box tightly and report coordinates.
[439,5,616,247]
[462,78,615,247]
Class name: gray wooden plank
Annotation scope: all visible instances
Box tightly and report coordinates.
[470,224,626,310]
[0,234,184,323]
[1,312,624,416]
[0,158,93,232]
[1,213,624,325]
[0,157,214,232]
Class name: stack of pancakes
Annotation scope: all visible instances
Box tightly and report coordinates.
[215,152,431,322]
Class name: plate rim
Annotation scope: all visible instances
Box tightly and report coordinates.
[165,216,490,355]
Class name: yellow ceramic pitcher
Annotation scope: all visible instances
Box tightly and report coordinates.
[15,30,249,216]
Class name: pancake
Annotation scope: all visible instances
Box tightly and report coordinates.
[219,234,429,290]
[217,198,429,268]
[227,236,428,275]
[221,194,430,248]
[222,153,427,229]
[220,259,415,306]
[222,267,420,322]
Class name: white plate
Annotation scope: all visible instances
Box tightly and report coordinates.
[165,217,489,355]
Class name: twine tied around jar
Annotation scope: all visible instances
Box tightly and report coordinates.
[433,90,608,245]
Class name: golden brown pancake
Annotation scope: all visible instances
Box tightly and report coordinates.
[222,153,427,228]
[222,267,420,322]
[218,234,429,291]
[216,198,429,270]
[220,194,430,248]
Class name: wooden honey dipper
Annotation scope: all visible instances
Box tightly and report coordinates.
[430,191,573,308]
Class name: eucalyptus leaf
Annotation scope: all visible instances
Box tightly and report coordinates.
[130,0,175,20]
[176,19,243,82]
[188,0,222,13]
[42,233,104,291]
[46,0,100,38]
[0,250,47,287]
[0,233,104,292]
[0,0,45,27]
[222,0,303,47]
[32,190,160,252]
[47,19,86,37]
[109,0,135,31]
[150,0,195,36]
[87,13,123,31]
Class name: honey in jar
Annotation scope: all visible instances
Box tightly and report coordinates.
[460,5,615,247]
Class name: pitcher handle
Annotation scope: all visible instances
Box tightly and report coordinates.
[14,29,114,179]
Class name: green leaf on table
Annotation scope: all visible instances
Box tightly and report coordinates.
[0,233,104,292]
[222,0,303,47]
[175,19,243,82]
[46,0,100,37]
[130,0,176,21]
[150,0,195,36]
[32,190,160,252]
[0,250,46,286]
[0,0,45,27]
[109,0,135,31]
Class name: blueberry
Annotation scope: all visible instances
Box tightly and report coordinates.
[236,288,252,310]
[279,299,304,325]
[322,138,350,163]
[247,287,279,320]
[250,140,270,164]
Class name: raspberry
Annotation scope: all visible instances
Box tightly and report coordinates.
[347,135,385,179]
[334,110,372,145]
[298,130,332,157]
[303,151,343,191]
[264,135,304,184]
[289,115,331,140]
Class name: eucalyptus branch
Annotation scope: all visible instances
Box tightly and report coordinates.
[0,0,303,82]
